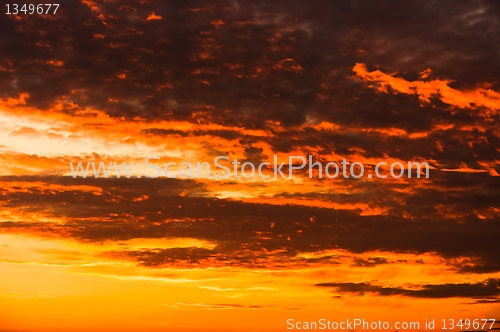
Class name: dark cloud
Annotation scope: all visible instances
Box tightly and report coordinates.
[352,257,388,267]
[1,1,499,119]
[466,298,500,304]
[177,302,274,309]
[113,247,216,267]
[316,279,500,299]
[1,174,498,271]
[1,0,498,171]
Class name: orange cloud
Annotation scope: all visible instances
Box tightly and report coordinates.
[353,63,500,111]
[147,12,162,21]
[0,93,29,107]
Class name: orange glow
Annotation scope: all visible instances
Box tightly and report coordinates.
[353,63,500,112]
[1,4,499,331]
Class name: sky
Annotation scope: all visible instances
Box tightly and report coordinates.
[0,1,499,331]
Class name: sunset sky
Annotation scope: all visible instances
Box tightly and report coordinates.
[0,1,499,331]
